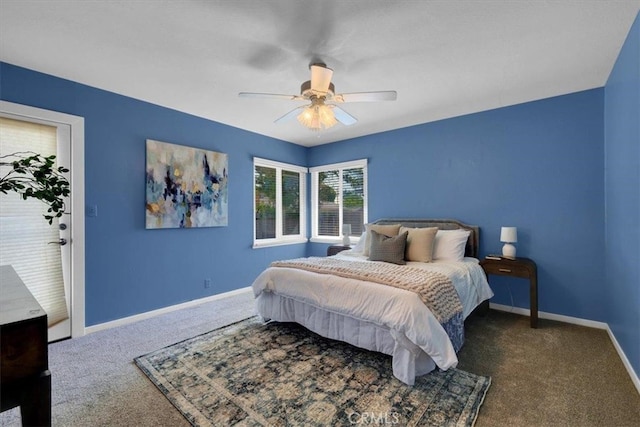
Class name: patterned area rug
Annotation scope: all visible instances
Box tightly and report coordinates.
[135,317,490,426]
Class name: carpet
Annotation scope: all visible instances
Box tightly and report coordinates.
[135,317,490,427]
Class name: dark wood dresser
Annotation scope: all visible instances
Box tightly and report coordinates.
[1,265,51,426]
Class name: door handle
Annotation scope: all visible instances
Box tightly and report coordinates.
[48,238,68,246]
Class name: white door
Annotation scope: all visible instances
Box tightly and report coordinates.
[0,101,85,342]
[0,116,70,341]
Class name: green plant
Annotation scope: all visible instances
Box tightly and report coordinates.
[0,152,70,224]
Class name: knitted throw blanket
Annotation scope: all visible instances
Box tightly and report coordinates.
[270,257,465,351]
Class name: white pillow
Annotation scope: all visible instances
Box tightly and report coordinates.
[433,229,471,261]
[351,231,367,253]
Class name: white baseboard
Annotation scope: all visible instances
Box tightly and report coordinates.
[605,325,640,395]
[84,287,253,335]
[490,303,640,394]
[489,303,608,329]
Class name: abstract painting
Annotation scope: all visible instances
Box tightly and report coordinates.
[146,139,228,229]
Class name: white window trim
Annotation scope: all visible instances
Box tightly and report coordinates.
[310,159,368,244]
[253,157,308,248]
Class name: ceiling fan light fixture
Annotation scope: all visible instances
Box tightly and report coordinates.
[297,102,337,131]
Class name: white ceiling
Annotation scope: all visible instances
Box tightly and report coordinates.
[1,1,639,147]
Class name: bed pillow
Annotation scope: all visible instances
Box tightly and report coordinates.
[400,226,438,262]
[351,231,367,253]
[363,223,401,256]
[368,230,408,265]
[433,229,471,261]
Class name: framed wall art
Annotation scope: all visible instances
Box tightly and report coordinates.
[145,139,228,229]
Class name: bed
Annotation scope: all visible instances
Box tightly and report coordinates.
[251,218,493,385]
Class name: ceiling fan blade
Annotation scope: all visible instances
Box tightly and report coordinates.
[332,105,357,126]
[274,106,306,123]
[334,91,397,103]
[310,64,333,94]
[239,92,305,101]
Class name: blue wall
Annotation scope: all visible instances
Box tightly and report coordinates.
[308,90,606,322]
[604,12,640,377]
[0,62,308,326]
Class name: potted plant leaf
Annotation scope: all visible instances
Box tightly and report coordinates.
[0,152,70,224]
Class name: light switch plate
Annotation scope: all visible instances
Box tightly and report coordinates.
[86,204,98,217]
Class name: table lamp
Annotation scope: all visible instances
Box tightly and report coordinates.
[342,224,352,246]
[500,226,517,259]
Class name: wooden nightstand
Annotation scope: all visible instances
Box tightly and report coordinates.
[480,257,538,328]
[327,245,351,256]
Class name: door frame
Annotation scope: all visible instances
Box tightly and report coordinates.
[0,100,86,338]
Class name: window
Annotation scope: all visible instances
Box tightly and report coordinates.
[253,158,307,247]
[310,159,367,243]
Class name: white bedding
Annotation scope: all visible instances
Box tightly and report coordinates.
[251,250,493,385]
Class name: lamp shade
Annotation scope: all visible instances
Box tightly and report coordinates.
[297,102,337,131]
[500,227,518,243]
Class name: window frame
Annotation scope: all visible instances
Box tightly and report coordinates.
[310,159,368,244]
[253,157,307,248]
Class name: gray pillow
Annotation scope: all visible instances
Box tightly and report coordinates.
[368,230,408,265]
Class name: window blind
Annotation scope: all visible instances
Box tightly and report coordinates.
[281,170,300,235]
[254,165,276,239]
[342,167,365,235]
[0,117,69,327]
[317,170,340,236]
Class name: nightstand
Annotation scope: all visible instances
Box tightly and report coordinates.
[480,257,538,328]
[327,245,351,256]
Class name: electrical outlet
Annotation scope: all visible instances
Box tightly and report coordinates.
[204,279,211,289]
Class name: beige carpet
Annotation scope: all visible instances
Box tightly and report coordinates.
[459,310,640,427]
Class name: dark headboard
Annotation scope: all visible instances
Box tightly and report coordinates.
[372,218,480,259]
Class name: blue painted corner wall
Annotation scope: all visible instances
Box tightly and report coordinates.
[308,89,606,323]
[0,62,308,325]
[604,11,640,377]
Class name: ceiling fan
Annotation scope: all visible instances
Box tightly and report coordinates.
[239,63,397,131]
